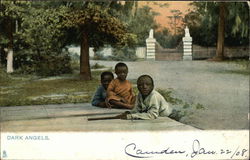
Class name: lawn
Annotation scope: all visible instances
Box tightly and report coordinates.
[0,63,206,121]
[0,67,102,106]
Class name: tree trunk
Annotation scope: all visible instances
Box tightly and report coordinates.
[80,31,91,80]
[6,17,14,73]
[214,2,226,60]
[6,49,13,73]
[248,2,250,61]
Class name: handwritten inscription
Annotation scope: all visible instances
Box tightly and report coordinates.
[125,139,248,159]
[191,139,216,158]
[125,143,185,158]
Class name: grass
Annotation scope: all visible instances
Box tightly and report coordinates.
[0,60,117,107]
[208,59,250,76]
[223,59,250,75]
[216,69,250,75]
[1,64,206,122]
[227,59,250,68]
[157,88,205,121]
[0,68,102,106]
[156,88,183,105]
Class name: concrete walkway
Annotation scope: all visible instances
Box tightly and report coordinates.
[0,103,197,132]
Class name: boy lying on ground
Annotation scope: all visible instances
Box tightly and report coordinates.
[119,74,172,120]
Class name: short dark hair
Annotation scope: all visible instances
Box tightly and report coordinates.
[115,62,128,71]
[137,75,154,86]
[101,71,114,79]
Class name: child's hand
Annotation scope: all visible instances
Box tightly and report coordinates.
[117,111,130,119]
[105,99,112,109]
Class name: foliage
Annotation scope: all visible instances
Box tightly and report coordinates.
[0,1,27,64]
[185,2,249,46]
[0,65,11,85]
[62,3,137,50]
[111,46,137,61]
[126,5,159,46]
[156,88,206,121]
[225,2,249,46]
[61,2,138,79]
[0,2,72,76]
[91,63,106,69]
[98,2,161,60]
[19,6,67,53]
[167,9,185,35]
[156,88,183,105]
[155,28,183,48]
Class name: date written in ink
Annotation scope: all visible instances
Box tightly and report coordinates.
[125,139,248,159]
[190,139,248,159]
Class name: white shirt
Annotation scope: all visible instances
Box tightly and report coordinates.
[127,90,172,120]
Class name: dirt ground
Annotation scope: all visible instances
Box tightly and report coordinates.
[91,60,249,130]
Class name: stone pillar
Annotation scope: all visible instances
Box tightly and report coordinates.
[182,26,193,60]
[146,29,156,60]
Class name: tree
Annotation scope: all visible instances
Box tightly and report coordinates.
[63,3,136,80]
[185,2,249,48]
[155,28,183,48]
[111,2,160,46]
[1,1,73,76]
[167,10,184,35]
[19,5,72,75]
[214,2,226,60]
[0,1,20,73]
[129,6,159,46]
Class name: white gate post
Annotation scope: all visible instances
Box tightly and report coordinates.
[146,29,156,60]
[182,26,193,60]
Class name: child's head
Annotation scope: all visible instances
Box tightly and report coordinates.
[101,71,114,90]
[115,62,128,81]
[137,75,154,97]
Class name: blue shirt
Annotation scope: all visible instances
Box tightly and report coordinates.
[91,85,107,106]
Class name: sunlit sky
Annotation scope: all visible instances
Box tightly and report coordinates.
[139,1,193,32]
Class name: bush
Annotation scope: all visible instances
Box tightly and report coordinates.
[13,49,73,76]
[111,47,137,61]
[35,53,72,76]
[0,65,11,84]
[91,63,106,69]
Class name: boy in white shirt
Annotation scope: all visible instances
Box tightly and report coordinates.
[120,75,172,120]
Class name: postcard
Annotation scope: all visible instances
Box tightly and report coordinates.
[0,1,249,160]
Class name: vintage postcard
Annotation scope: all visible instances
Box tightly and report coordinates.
[0,1,249,159]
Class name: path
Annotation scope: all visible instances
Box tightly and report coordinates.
[91,60,249,130]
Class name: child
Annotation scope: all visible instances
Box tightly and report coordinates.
[120,75,172,120]
[106,62,135,109]
[91,71,114,108]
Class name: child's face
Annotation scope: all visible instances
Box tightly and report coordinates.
[101,75,113,90]
[137,77,154,97]
[115,66,128,81]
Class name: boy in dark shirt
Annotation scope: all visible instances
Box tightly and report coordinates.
[91,71,114,108]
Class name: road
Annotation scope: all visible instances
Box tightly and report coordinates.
[91,60,249,130]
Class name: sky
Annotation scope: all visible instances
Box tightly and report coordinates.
[139,1,193,32]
